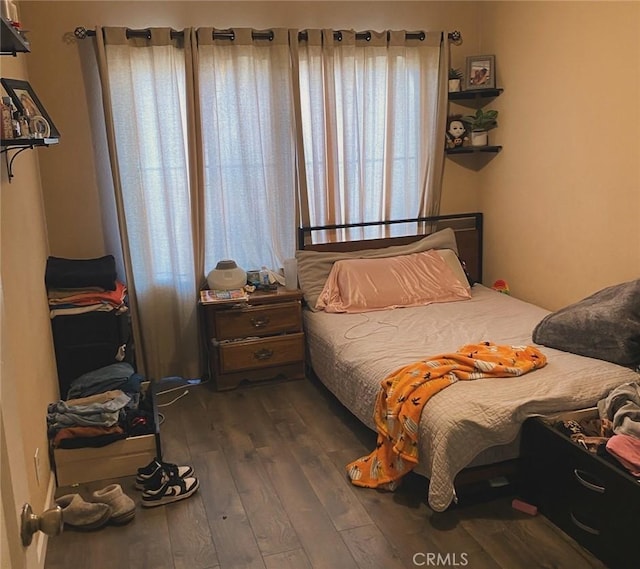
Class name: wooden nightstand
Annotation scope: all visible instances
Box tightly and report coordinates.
[201,287,305,390]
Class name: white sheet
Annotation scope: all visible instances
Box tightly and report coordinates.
[304,285,639,511]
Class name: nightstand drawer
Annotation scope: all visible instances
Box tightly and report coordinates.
[218,333,304,373]
[213,302,302,340]
[201,287,305,390]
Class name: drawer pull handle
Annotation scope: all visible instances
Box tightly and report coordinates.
[573,469,605,493]
[570,512,601,535]
[253,348,274,361]
[250,316,271,328]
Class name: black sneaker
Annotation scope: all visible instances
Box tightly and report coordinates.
[135,458,194,490]
[140,475,199,508]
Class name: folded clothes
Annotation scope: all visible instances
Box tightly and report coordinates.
[48,391,131,416]
[48,281,127,307]
[66,363,141,400]
[53,425,126,448]
[49,303,119,319]
[47,286,107,298]
[65,389,125,407]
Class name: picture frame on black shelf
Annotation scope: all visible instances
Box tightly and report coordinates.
[465,55,496,90]
[0,78,60,137]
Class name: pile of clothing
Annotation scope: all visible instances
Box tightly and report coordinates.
[555,380,640,478]
[45,255,127,319]
[47,362,154,449]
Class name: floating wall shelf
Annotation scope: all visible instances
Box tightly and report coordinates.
[1,138,59,181]
[447,87,503,160]
[0,17,30,55]
[448,88,503,104]
[445,145,502,155]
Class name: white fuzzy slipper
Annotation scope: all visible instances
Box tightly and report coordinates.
[55,493,112,530]
[92,483,136,524]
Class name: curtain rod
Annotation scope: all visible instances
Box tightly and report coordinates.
[74,27,462,44]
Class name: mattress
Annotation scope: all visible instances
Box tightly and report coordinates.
[304,284,639,511]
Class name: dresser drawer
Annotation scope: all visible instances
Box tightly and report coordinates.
[213,302,301,340]
[218,333,304,373]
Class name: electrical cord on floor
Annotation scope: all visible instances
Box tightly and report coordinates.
[153,377,211,431]
[155,377,210,397]
[156,389,189,407]
[156,384,190,396]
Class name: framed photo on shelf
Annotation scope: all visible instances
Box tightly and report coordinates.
[465,55,496,90]
[0,78,60,137]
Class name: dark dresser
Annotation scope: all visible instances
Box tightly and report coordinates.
[520,408,640,569]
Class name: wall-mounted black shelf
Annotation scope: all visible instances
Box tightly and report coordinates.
[1,137,59,181]
[0,17,30,55]
[446,88,503,164]
[446,145,502,155]
[448,88,503,101]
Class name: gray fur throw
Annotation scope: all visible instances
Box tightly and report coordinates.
[533,279,640,367]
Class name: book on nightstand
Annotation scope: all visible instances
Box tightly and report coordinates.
[200,288,249,305]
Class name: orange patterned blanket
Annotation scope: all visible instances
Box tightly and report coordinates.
[346,342,547,490]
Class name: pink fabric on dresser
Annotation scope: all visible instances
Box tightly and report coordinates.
[606,434,640,477]
[315,250,471,313]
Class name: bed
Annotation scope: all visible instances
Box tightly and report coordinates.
[296,213,639,512]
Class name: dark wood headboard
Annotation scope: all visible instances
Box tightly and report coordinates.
[297,213,483,284]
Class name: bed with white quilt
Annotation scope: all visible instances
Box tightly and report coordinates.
[295,213,640,512]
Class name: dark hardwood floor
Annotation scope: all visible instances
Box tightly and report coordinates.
[45,376,607,569]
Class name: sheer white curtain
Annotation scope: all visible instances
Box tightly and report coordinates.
[93,26,446,380]
[296,30,445,241]
[97,28,200,379]
[196,28,298,273]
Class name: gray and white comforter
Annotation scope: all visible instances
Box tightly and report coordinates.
[304,285,639,512]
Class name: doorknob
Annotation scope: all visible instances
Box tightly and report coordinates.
[20,503,64,546]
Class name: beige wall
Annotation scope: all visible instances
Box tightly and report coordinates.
[0,49,59,530]
[480,1,640,309]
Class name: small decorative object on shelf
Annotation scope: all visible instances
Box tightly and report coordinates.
[0,78,60,138]
[0,12,30,55]
[462,108,498,147]
[448,68,463,93]
[465,55,496,90]
[445,115,469,149]
[0,96,12,138]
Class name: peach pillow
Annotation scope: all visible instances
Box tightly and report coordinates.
[315,250,471,313]
[296,227,459,311]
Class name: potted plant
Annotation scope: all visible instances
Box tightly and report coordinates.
[462,108,498,146]
[448,68,463,92]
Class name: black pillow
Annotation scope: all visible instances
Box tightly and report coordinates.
[532,279,640,367]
